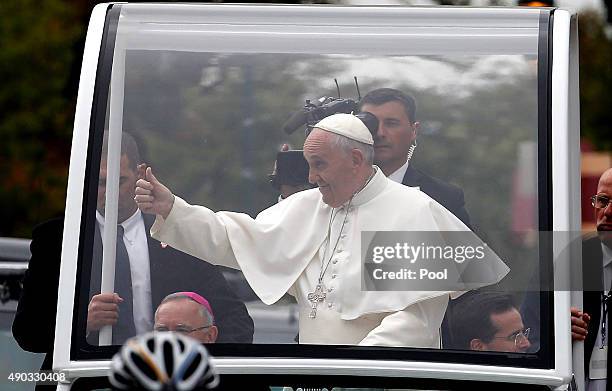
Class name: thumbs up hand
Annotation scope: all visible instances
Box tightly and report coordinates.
[134,166,175,219]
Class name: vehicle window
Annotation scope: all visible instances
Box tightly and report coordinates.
[72,4,550,368]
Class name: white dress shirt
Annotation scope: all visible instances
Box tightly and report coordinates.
[387,159,410,184]
[96,210,153,334]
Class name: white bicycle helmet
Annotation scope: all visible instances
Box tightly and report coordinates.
[109,331,219,391]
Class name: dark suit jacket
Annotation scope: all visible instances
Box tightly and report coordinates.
[402,165,471,228]
[88,214,253,344]
[13,216,254,388]
[402,166,471,348]
[12,218,63,391]
[582,235,606,377]
[519,234,605,373]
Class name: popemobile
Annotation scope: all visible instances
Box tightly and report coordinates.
[12,2,587,390]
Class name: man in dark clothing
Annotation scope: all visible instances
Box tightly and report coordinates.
[571,169,611,388]
[360,88,471,347]
[449,291,531,353]
[360,88,471,227]
[12,132,253,389]
[521,168,612,387]
[12,217,63,391]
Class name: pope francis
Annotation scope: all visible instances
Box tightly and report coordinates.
[134,113,507,347]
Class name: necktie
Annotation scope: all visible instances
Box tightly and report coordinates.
[113,225,135,344]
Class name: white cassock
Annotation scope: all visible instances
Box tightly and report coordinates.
[151,167,508,347]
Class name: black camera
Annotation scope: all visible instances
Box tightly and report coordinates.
[282,97,359,135]
[268,150,312,191]
[354,111,379,137]
[272,79,379,192]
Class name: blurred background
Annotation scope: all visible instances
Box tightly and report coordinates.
[1,0,610,239]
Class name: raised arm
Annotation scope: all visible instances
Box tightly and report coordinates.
[135,166,239,270]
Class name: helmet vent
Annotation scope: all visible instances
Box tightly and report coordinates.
[130,351,157,380]
[163,341,175,377]
[183,352,202,380]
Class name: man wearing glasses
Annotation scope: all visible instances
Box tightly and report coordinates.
[448,291,531,353]
[154,292,218,344]
[574,168,612,390]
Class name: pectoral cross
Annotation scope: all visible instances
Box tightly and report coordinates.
[307,283,326,318]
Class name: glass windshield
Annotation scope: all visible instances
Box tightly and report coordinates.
[73,3,550,368]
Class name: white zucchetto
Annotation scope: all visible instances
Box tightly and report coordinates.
[313,113,374,145]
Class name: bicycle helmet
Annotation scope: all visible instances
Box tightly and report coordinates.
[109,331,219,391]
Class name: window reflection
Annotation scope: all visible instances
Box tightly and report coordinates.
[89,51,541,351]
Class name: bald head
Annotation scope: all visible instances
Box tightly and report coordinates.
[598,168,612,191]
[154,297,218,343]
[595,168,612,246]
[303,129,373,207]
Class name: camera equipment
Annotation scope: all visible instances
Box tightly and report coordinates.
[282,96,359,135]
[282,78,363,136]
[354,111,379,137]
[272,78,376,192]
[268,150,312,191]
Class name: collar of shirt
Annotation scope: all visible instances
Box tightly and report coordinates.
[96,209,144,245]
[601,242,612,293]
[95,209,153,333]
[387,159,410,184]
[602,242,612,269]
[339,166,387,209]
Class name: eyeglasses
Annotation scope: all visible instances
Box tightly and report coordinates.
[154,325,212,334]
[492,328,530,347]
[592,194,611,209]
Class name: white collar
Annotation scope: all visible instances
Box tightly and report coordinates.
[387,159,409,183]
[96,209,143,244]
[602,242,612,268]
[338,166,387,209]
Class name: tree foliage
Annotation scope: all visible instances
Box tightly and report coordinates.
[0,0,82,237]
[578,10,612,151]
[2,2,611,239]
[122,52,313,216]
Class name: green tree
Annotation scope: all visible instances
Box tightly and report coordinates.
[0,0,82,237]
[121,52,312,216]
[578,10,612,150]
